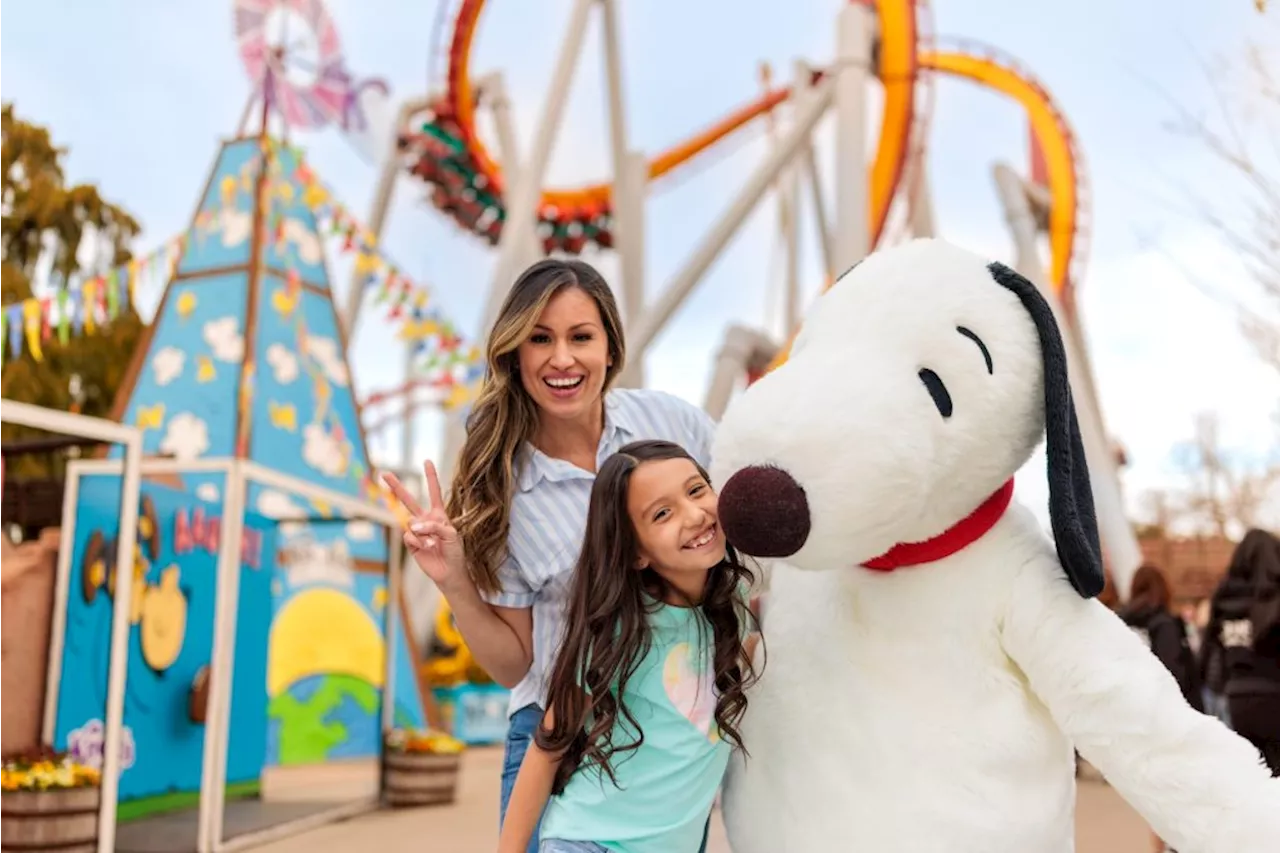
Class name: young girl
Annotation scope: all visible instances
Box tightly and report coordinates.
[498,440,761,853]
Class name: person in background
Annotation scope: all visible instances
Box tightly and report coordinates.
[1119,564,1205,712]
[1194,595,1232,726]
[1118,563,1206,853]
[1200,529,1280,776]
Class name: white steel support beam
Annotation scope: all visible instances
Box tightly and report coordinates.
[487,0,596,309]
[991,162,1141,597]
[0,402,142,853]
[834,1,873,271]
[804,141,835,285]
[480,72,542,328]
[343,95,434,335]
[628,77,835,356]
[615,151,649,388]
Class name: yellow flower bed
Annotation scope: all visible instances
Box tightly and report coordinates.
[385,727,465,755]
[1,755,101,792]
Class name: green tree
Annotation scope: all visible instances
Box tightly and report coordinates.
[2,103,145,478]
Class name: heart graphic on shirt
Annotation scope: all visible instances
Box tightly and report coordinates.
[663,642,720,743]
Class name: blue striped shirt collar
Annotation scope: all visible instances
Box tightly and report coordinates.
[516,391,639,492]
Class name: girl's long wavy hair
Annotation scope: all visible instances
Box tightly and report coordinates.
[535,440,763,794]
[446,259,625,595]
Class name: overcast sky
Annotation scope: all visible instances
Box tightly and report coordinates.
[3,0,1277,529]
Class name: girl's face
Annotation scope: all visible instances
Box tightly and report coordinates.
[517,286,612,423]
[627,457,727,586]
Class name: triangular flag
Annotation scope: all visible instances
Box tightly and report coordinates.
[7,304,22,359]
[23,299,44,362]
[106,269,120,319]
[57,289,70,344]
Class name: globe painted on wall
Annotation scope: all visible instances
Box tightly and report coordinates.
[265,584,421,764]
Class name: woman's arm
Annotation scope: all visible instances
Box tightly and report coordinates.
[498,706,563,853]
[442,580,534,688]
[382,468,537,688]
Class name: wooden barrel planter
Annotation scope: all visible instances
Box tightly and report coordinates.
[384,751,461,807]
[1,786,99,853]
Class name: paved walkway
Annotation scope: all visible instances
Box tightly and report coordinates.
[256,748,1150,852]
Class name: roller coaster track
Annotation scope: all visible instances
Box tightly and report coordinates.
[402,0,928,256]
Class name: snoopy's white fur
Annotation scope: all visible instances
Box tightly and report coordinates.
[713,239,1280,852]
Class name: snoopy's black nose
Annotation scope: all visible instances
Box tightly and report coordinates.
[717,465,811,558]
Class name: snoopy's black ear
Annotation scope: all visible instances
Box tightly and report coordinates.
[987,262,1105,599]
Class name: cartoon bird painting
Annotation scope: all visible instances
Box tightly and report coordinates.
[271,286,299,318]
[196,356,216,384]
[176,291,197,321]
[81,497,192,676]
[136,403,166,432]
[269,400,298,432]
[140,565,189,674]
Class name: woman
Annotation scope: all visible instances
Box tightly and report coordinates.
[383,259,716,852]
[1118,564,1204,712]
[1200,529,1280,776]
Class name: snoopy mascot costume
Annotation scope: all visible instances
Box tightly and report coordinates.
[711,239,1280,852]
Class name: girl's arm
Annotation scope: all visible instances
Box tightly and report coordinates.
[498,706,563,853]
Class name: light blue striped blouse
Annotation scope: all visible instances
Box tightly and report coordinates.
[480,387,716,717]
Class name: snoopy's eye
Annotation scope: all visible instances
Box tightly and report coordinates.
[918,369,953,419]
[956,326,993,374]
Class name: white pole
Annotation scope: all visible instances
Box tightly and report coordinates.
[487,0,596,307]
[475,74,537,339]
[992,164,1042,276]
[400,345,417,488]
[907,156,937,239]
[803,142,835,285]
[97,433,143,853]
[600,0,635,311]
[615,151,649,388]
[205,464,247,852]
[628,78,835,356]
[342,96,434,335]
[382,533,403,738]
[44,464,84,743]
[197,463,244,853]
[781,61,808,335]
[703,325,778,419]
[834,2,872,272]
[991,162,1141,597]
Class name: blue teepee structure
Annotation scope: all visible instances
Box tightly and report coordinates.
[106,133,428,763]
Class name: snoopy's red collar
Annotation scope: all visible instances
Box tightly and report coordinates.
[861,479,1015,571]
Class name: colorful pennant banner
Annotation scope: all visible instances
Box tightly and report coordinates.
[0,235,186,368]
[275,139,485,410]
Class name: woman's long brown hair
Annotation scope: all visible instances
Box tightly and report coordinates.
[445,259,625,595]
[535,440,762,794]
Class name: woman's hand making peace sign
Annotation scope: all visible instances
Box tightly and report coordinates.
[382,461,470,594]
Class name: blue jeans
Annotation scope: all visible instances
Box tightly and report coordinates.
[500,704,546,853]
[1203,688,1232,727]
[501,704,712,853]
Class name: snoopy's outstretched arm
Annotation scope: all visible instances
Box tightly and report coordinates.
[1000,554,1280,853]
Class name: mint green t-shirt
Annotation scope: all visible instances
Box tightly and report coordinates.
[540,602,734,853]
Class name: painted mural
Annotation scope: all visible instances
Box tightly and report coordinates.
[114,273,248,464]
[266,523,426,765]
[92,135,426,779]
[111,135,388,559]
[54,475,274,806]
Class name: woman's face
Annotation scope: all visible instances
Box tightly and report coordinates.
[627,457,727,579]
[517,286,612,423]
